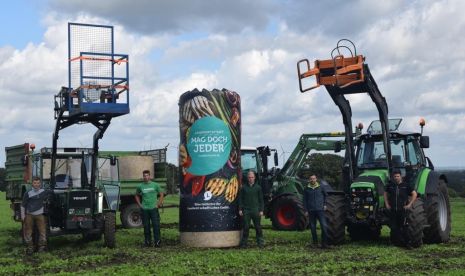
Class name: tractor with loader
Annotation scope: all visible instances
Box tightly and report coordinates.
[297,39,451,246]
[5,22,130,248]
[241,132,347,231]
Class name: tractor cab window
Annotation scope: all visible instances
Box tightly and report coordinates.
[241,151,258,173]
[406,138,423,165]
[357,140,387,168]
[357,138,406,168]
[41,156,92,189]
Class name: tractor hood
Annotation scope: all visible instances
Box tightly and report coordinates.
[351,169,388,196]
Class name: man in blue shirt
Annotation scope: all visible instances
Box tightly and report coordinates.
[303,174,328,249]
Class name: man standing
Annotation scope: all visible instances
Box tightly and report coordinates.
[21,177,50,255]
[384,169,417,246]
[135,170,164,247]
[303,174,329,249]
[239,170,264,248]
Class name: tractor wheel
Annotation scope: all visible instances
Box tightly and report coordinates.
[424,180,451,243]
[347,224,381,241]
[399,199,427,248]
[271,195,308,231]
[325,194,346,245]
[120,203,143,228]
[104,212,116,248]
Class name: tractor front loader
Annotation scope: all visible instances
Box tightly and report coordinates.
[297,39,451,246]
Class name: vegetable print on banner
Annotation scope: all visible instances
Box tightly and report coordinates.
[179,88,241,232]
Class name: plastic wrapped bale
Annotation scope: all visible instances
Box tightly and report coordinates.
[179,88,241,247]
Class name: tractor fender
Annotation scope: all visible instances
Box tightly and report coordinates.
[416,168,440,196]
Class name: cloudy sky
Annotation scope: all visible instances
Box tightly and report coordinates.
[1,0,464,168]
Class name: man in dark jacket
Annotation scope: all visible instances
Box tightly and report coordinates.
[384,169,417,246]
[21,177,51,254]
[303,174,328,248]
[238,170,264,248]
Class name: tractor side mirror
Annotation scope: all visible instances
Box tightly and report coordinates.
[420,136,429,148]
[334,141,342,153]
[274,151,278,166]
[110,156,117,166]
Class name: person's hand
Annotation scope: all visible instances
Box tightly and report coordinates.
[404,204,412,210]
[259,211,263,217]
[324,205,327,211]
[239,210,243,216]
[385,204,391,210]
[304,211,308,217]
[157,202,163,208]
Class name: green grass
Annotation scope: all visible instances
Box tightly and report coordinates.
[1,193,465,275]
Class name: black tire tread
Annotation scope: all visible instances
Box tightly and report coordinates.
[104,212,116,248]
[325,194,346,245]
[424,182,451,243]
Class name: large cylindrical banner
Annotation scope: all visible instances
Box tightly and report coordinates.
[179,88,241,247]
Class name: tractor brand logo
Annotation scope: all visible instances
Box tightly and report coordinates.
[73,196,88,200]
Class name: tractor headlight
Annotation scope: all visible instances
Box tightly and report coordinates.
[85,208,91,214]
[353,197,360,202]
[68,208,75,215]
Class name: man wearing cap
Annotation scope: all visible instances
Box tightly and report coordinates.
[384,169,417,246]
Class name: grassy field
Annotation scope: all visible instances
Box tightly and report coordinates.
[1,192,464,275]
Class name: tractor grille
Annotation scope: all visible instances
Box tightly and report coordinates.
[68,190,92,208]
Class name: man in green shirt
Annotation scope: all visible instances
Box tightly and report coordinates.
[135,170,164,247]
[239,170,264,248]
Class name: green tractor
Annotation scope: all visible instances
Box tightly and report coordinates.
[241,132,345,231]
[297,39,451,246]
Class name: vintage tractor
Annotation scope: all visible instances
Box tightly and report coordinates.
[5,22,130,248]
[297,39,451,246]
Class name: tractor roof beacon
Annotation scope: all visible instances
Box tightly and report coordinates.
[297,39,451,247]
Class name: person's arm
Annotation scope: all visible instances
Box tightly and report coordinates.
[384,191,391,210]
[238,188,243,216]
[21,192,29,221]
[322,185,327,211]
[405,190,417,209]
[157,190,165,208]
[258,186,264,216]
[135,187,142,208]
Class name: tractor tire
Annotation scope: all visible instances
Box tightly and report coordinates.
[104,212,116,248]
[424,180,451,243]
[347,224,381,241]
[271,195,308,231]
[120,203,143,228]
[325,194,346,245]
[397,199,427,248]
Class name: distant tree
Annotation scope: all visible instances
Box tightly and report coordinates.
[299,153,344,189]
[0,168,5,192]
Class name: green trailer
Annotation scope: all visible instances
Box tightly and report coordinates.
[100,148,178,228]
